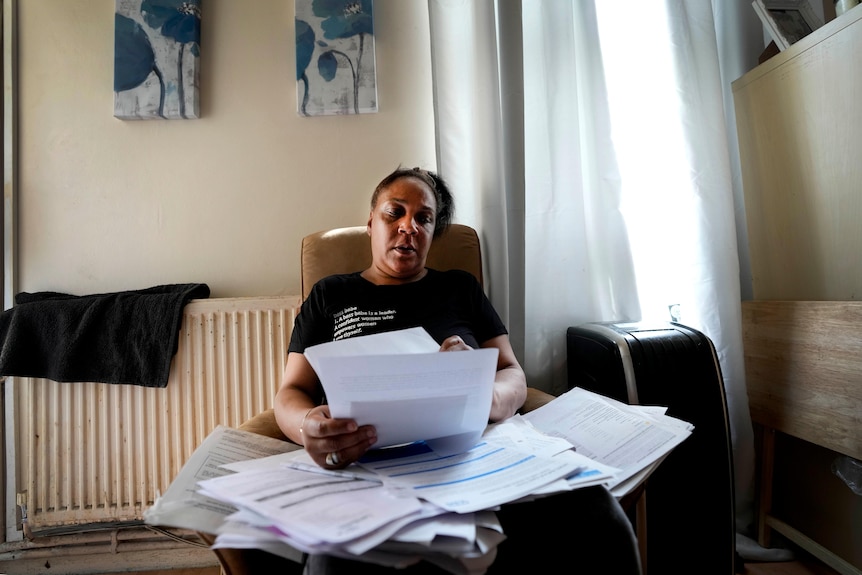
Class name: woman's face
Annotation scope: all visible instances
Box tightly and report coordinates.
[365,176,437,284]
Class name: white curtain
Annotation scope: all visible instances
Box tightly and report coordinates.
[429,0,756,537]
[427,1,524,358]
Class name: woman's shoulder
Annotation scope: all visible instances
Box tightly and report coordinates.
[308,271,365,297]
[316,271,364,286]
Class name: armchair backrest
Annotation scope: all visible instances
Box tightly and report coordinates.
[300,223,483,301]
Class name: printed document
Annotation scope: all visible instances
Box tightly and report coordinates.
[304,327,497,455]
[355,435,586,513]
[143,425,300,534]
[197,465,422,548]
[523,387,693,491]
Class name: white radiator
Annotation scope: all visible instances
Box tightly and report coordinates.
[9,295,301,536]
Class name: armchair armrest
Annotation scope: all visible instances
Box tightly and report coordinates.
[519,387,556,414]
[238,408,290,442]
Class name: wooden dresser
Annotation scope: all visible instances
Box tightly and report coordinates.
[733,7,862,574]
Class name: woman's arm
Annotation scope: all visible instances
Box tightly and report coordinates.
[440,333,528,422]
[483,334,528,421]
[274,352,377,468]
[273,352,324,445]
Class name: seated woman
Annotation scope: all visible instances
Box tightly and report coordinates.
[274,167,641,574]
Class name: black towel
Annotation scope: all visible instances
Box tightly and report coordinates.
[0,283,210,388]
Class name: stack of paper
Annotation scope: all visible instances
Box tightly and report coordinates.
[144,327,693,573]
[522,386,694,498]
[190,419,595,572]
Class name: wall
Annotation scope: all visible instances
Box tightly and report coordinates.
[16,0,435,299]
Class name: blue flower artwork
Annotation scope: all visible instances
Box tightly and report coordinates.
[295,0,378,116]
[114,0,201,120]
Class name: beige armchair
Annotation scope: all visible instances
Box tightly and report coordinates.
[203,223,556,573]
[238,224,553,439]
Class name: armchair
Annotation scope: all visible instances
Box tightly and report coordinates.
[204,223,556,573]
[240,223,554,444]
[299,224,554,412]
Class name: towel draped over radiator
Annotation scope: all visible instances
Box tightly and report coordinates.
[0,283,210,388]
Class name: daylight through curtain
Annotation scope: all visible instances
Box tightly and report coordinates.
[429,0,755,537]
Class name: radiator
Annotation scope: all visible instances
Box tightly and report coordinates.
[9,295,301,536]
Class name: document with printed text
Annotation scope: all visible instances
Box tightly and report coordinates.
[304,327,498,455]
[523,387,693,493]
[143,425,300,534]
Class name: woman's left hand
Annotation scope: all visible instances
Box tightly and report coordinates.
[439,335,472,352]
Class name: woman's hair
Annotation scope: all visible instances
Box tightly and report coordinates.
[371,167,454,238]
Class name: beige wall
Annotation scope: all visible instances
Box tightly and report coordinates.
[16,0,435,298]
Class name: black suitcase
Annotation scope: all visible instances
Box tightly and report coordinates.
[566,321,736,575]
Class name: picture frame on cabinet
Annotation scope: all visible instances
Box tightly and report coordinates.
[752,0,824,50]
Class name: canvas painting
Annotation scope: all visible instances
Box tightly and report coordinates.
[114,0,201,120]
[295,0,378,116]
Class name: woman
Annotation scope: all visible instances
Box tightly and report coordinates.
[274,167,640,574]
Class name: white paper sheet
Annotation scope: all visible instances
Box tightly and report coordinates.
[481,415,620,490]
[522,387,693,492]
[305,326,440,358]
[198,464,423,546]
[143,425,300,534]
[304,327,498,455]
[212,518,306,563]
[356,436,584,513]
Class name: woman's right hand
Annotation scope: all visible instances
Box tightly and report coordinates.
[299,405,377,469]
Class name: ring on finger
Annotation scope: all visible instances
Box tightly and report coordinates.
[325,452,340,466]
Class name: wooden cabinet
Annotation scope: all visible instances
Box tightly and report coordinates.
[733,8,862,301]
[733,8,862,574]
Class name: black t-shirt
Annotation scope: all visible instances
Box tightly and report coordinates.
[289,269,507,352]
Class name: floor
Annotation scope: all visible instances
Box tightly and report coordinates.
[95,540,847,575]
[94,560,847,575]
[104,557,842,575]
[739,553,841,575]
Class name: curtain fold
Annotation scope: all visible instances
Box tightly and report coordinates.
[429,0,755,536]
[428,0,521,356]
[521,2,641,399]
[659,0,756,531]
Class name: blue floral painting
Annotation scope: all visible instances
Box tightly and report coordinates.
[114,0,201,120]
[295,0,378,116]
